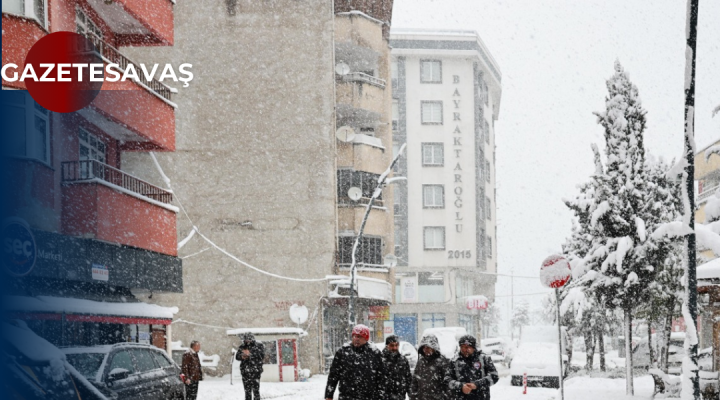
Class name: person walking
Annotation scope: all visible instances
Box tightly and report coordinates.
[182,340,203,400]
[324,324,386,400]
[235,332,265,400]
[444,335,499,400]
[410,334,451,400]
[381,335,412,400]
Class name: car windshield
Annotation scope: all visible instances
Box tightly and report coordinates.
[65,353,106,380]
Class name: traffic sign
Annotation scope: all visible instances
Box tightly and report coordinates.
[539,254,571,289]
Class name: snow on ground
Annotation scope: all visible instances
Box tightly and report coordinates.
[197,373,655,400]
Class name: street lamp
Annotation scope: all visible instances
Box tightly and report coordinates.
[347,143,407,329]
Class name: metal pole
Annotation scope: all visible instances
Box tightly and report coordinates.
[511,268,514,341]
[348,143,407,329]
[683,0,700,399]
[555,289,564,400]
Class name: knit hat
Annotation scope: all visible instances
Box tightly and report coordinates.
[352,324,371,341]
[458,334,477,349]
[385,335,399,345]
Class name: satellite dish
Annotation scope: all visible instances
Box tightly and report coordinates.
[336,126,356,143]
[384,254,398,268]
[335,62,350,76]
[289,304,308,325]
[348,187,362,201]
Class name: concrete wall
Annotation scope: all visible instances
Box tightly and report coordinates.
[123,0,336,376]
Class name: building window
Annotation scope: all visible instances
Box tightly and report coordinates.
[486,197,492,220]
[424,227,445,250]
[419,272,445,303]
[484,120,490,144]
[392,100,399,131]
[459,314,475,336]
[420,60,442,83]
[423,185,444,208]
[3,0,46,27]
[337,170,382,201]
[456,276,473,300]
[487,236,492,258]
[391,61,399,89]
[481,80,489,106]
[422,143,444,166]
[76,7,103,40]
[79,128,107,164]
[485,160,491,182]
[421,313,446,332]
[421,101,443,125]
[1,91,50,165]
[338,236,383,267]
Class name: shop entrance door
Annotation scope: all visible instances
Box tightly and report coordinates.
[278,339,297,382]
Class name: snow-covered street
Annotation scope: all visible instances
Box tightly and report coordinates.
[196,374,655,400]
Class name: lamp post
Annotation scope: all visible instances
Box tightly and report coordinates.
[348,143,406,328]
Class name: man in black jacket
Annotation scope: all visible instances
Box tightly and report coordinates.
[382,335,412,400]
[444,335,499,400]
[325,324,386,400]
[235,332,265,400]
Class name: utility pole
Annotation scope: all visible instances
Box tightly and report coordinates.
[510,267,514,341]
[683,0,700,399]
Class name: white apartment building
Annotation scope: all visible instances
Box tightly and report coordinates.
[389,29,501,344]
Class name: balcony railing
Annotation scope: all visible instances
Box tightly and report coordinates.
[699,185,719,204]
[85,32,174,103]
[61,160,173,204]
[340,72,386,89]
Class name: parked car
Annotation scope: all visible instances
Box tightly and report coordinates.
[510,326,568,388]
[62,343,185,399]
[481,337,513,367]
[421,327,468,359]
[374,340,419,370]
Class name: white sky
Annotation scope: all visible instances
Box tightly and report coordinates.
[392,0,720,332]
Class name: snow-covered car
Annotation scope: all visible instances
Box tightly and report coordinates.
[510,326,568,388]
[62,343,185,399]
[421,327,468,359]
[374,341,419,370]
[481,337,513,367]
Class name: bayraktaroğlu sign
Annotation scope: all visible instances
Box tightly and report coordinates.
[539,255,572,289]
[3,218,37,277]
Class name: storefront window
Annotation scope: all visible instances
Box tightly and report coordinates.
[262,341,278,364]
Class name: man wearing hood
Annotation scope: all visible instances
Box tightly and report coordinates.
[325,324,386,400]
[444,335,499,400]
[381,335,412,400]
[410,334,451,400]
[235,332,265,400]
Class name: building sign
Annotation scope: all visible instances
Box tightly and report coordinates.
[383,321,395,335]
[92,264,109,281]
[368,306,390,320]
[400,276,418,303]
[452,75,464,235]
[2,218,37,277]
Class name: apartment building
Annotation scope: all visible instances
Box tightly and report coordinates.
[388,29,501,344]
[2,0,180,353]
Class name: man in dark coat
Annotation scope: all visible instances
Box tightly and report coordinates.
[382,335,412,400]
[182,340,203,400]
[235,332,265,400]
[325,324,386,400]
[410,334,451,400]
[444,335,499,400]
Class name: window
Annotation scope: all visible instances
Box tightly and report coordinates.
[459,314,475,336]
[337,170,382,201]
[392,100,399,131]
[76,7,103,40]
[421,101,443,124]
[422,143,444,166]
[421,313,446,333]
[131,349,158,373]
[1,91,50,164]
[262,341,278,364]
[109,351,136,374]
[79,128,107,163]
[484,120,490,144]
[424,227,445,250]
[281,341,294,365]
[420,60,442,83]
[456,277,473,300]
[486,197,492,220]
[391,62,399,89]
[487,236,492,258]
[423,185,444,208]
[3,0,46,27]
[485,160,491,182]
[418,272,445,303]
[481,80,489,106]
[338,236,383,266]
[151,351,172,368]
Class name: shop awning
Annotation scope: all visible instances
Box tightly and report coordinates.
[4,295,178,325]
[698,258,720,281]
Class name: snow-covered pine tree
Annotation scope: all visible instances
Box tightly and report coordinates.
[511,300,530,340]
[478,302,502,338]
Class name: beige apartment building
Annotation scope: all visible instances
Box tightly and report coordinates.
[123,0,395,377]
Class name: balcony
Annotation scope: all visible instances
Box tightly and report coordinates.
[699,185,719,205]
[339,72,386,89]
[80,33,176,151]
[84,0,174,46]
[61,160,178,256]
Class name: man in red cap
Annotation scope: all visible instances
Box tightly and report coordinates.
[325,324,386,400]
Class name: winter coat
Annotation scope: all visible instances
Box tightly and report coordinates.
[236,335,265,379]
[411,335,451,400]
[324,342,386,400]
[181,350,203,383]
[382,348,412,400]
[444,350,498,400]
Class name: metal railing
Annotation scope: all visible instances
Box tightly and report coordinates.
[340,72,386,88]
[62,160,173,204]
[699,185,719,204]
[85,32,174,102]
